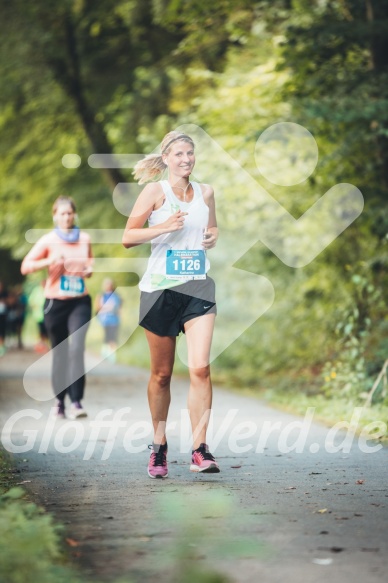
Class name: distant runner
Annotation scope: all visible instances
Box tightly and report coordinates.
[95,278,122,362]
[21,196,93,420]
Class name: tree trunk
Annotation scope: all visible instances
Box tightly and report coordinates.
[52,13,128,191]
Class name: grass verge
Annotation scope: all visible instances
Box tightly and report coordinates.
[233,369,388,442]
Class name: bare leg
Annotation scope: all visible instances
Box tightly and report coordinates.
[144,330,176,446]
[184,313,215,450]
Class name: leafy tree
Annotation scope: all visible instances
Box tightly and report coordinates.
[279,0,388,233]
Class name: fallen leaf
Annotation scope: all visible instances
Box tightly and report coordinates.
[312,558,333,565]
[231,465,242,469]
[317,509,328,514]
[66,538,79,547]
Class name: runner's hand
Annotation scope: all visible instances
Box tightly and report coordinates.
[48,254,65,278]
[162,211,188,233]
[82,265,93,278]
[202,230,218,249]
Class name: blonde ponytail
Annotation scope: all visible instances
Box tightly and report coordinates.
[133,153,167,185]
[133,131,195,184]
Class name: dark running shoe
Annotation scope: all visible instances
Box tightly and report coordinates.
[190,443,220,473]
[148,442,168,479]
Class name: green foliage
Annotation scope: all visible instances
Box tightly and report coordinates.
[0,450,16,495]
[322,265,387,402]
[0,487,71,583]
[279,0,388,216]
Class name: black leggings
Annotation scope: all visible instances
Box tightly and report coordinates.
[44,295,91,403]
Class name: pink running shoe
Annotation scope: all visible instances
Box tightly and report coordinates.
[190,443,220,473]
[147,443,168,479]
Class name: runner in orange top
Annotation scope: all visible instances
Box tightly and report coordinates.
[21,196,93,419]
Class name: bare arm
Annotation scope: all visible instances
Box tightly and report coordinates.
[21,239,59,275]
[202,184,218,250]
[83,239,93,278]
[94,293,102,313]
[122,182,188,248]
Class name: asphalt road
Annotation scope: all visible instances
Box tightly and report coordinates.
[0,348,387,583]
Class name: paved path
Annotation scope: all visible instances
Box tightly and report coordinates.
[0,348,387,583]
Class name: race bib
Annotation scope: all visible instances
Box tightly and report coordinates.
[60,275,85,296]
[166,250,206,280]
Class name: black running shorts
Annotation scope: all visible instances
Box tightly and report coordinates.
[139,277,216,337]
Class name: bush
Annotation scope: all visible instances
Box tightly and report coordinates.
[0,487,81,583]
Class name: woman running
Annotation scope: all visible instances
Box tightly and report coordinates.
[21,196,93,419]
[122,130,220,478]
[95,277,122,362]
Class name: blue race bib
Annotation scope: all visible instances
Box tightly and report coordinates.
[60,275,85,296]
[166,250,206,280]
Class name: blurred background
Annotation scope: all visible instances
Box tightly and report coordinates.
[0,0,387,427]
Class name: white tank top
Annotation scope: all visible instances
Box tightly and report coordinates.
[139,181,210,292]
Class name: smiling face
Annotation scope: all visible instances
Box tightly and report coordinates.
[163,140,195,180]
[53,203,76,231]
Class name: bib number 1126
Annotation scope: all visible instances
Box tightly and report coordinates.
[166,249,206,279]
